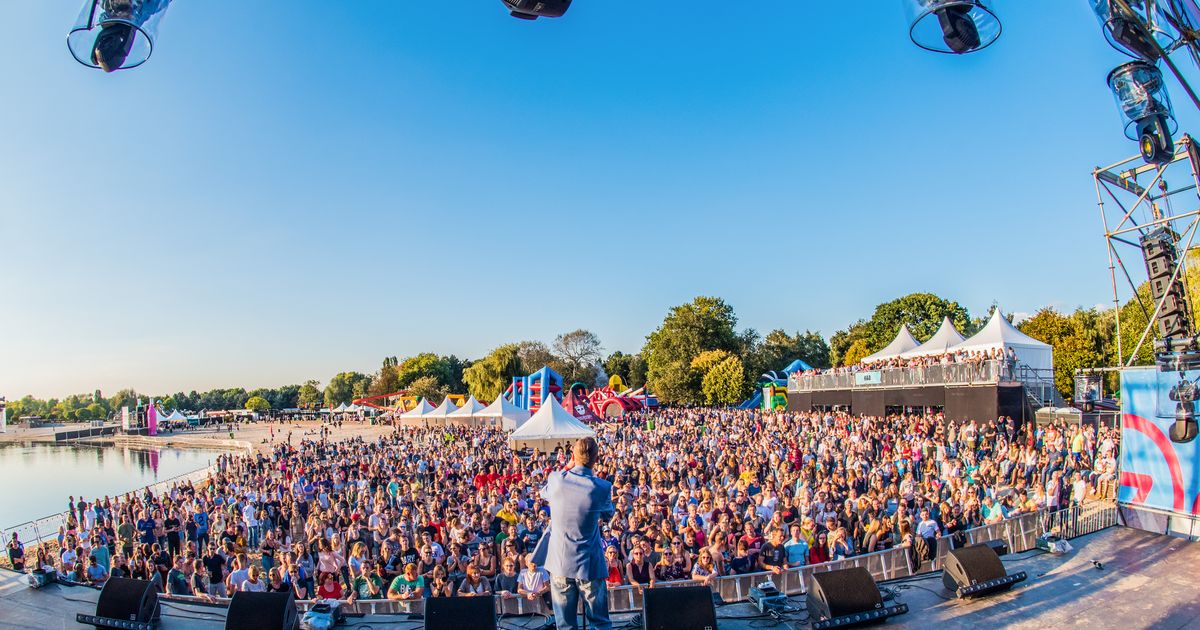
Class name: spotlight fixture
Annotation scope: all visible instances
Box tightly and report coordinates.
[68,0,169,71]
[1090,0,1175,62]
[502,0,572,20]
[1168,378,1199,442]
[1108,61,1178,164]
[903,0,1002,54]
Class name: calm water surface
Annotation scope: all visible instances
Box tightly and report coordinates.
[0,442,223,528]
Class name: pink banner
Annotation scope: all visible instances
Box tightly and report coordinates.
[148,403,158,436]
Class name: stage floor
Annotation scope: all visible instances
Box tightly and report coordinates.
[3,526,1198,630]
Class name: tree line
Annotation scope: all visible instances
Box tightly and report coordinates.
[4,289,1157,420]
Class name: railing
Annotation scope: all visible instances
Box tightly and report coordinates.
[789,359,1057,394]
[143,502,1117,617]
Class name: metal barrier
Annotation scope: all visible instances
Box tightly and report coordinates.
[788,359,1057,393]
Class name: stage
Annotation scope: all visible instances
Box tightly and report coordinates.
[3,526,1197,629]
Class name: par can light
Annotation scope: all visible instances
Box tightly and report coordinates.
[1090,0,1176,62]
[903,0,1002,54]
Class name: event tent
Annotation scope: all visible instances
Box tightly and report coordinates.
[332,403,348,413]
[446,396,488,426]
[160,409,186,423]
[424,398,460,424]
[508,396,595,452]
[476,394,531,431]
[949,309,1054,372]
[346,403,362,413]
[899,316,967,359]
[398,399,434,426]
[860,324,920,363]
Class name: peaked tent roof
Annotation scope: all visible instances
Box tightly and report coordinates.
[332,402,348,412]
[447,396,487,418]
[900,316,967,358]
[399,398,434,419]
[860,324,921,363]
[476,394,532,430]
[509,396,595,450]
[950,309,1054,371]
[425,397,460,419]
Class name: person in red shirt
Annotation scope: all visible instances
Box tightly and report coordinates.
[317,572,343,599]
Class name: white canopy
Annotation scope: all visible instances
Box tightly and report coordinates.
[899,316,967,359]
[509,396,595,451]
[860,324,921,363]
[332,402,348,413]
[398,399,435,426]
[446,396,488,425]
[476,394,532,431]
[161,409,186,422]
[424,398,460,424]
[346,403,362,413]
[950,309,1054,372]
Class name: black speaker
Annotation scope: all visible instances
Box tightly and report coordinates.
[806,567,907,629]
[941,543,1027,598]
[225,590,299,630]
[77,576,161,629]
[424,595,497,630]
[643,586,717,630]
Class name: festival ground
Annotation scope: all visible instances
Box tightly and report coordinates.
[2,526,1196,630]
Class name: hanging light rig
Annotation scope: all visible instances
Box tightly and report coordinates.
[67,0,170,72]
[902,0,1002,54]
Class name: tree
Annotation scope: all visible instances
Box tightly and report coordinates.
[746,329,831,379]
[701,355,748,405]
[603,351,647,389]
[395,354,455,389]
[245,396,271,413]
[516,341,556,375]
[842,339,872,366]
[1019,307,1109,398]
[324,372,370,407]
[830,293,971,366]
[463,344,523,401]
[409,375,447,405]
[109,388,138,412]
[298,380,323,409]
[643,296,742,404]
[553,329,603,386]
[830,320,868,367]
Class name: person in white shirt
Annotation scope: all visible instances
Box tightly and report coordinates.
[240,566,267,592]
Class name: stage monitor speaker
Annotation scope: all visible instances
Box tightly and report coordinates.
[424,595,497,630]
[941,543,1028,598]
[643,585,717,630]
[807,567,907,629]
[225,590,299,630]
[77,576,161,630]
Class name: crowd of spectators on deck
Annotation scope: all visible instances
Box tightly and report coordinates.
[5,408,1116,607]
[799,347,1018,376]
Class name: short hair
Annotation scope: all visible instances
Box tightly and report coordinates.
[574,438,599,468]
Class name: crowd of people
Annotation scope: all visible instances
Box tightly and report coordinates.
[800,347,1018,376]
[5,408,1116,607]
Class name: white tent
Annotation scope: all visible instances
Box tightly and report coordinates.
[509,396,595,451]
[477,394,532,431]
[949,309,1054,372]
[161,409,187,422]
[346,403,362,413]
[424,398,460,425]
[332,403,348,413]
[398,399,435,426]
[446,396,488,425]
[860,324,921,363]
[899,316,967,358]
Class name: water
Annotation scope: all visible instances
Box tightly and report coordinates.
[0,442,224,529]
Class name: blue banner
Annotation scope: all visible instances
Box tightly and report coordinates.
[1120,368,1200,517]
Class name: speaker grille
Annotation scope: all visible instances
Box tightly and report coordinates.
[643,585,717,630]
[806,567,883,619]
[95,577,158,623]
[424,596,497,630]
[225,591,297,630]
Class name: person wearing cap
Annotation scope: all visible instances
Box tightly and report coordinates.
[537,437,615,630]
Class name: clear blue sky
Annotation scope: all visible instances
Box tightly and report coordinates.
[4,1,1198,399]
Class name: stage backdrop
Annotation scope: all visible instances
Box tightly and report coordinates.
[1120,368,1200,517]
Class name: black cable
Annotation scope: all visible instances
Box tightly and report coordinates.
[895,582,955,601]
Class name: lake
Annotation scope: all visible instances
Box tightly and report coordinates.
[0,442,224,529]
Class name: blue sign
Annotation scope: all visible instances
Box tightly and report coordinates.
[855,371,882,386]
[1120,368,1200,517]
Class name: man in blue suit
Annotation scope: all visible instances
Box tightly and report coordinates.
[539,437,615,630]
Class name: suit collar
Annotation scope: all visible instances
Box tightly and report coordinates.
[569,465,593,476]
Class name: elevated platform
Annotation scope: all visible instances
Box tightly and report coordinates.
[2,527,1197,629]
[786,384,1029,422]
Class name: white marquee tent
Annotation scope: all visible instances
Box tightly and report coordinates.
[508,396,594,451]
[476,395,531,431]
[424,398,460,424]
[860,324,921,363]
[950,309,1054,372]
[398,399,434,426]
[332,403,348,413]
[446,396,488,426]
[899,316,967,359]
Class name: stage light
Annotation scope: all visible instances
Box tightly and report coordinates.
[502,0,572,20]
[1108,61,1178,163]
[1168,378,1199,442]
[1090,0,1175,62]
[903,0,1002,54]
[67,0,171,72]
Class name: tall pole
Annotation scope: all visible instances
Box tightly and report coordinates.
[0,396,7,434]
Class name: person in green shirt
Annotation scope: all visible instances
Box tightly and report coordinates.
[350,561,386,602]
[387,563,425,600]
[117,518,136,557]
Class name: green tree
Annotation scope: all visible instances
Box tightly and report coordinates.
[701,355,748,404]
[245,396,271,412]
[552,329,603,386]
[1019,307,1109,398]
[643,296,741,404]
[746,329,831,379]
[395,354,454,389]
[842,339,872,366]
[463,344,523,401]
[298,380,323,409]
[830,320,868,367]
[603,351,647,389]
[409,375,447,405]
[324,372,370,407]
[109,388,138,412]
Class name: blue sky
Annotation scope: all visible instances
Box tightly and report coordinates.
[3,1,1198,398]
